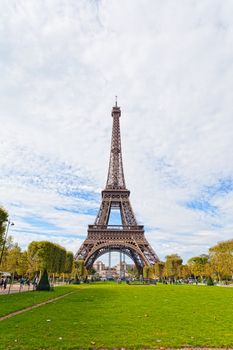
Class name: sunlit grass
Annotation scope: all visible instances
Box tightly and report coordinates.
[0,283,233,349]
[0,285,74,317]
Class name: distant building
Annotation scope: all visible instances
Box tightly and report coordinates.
[93,260,105,273]
[93,260,135,279]
[116,262,134,277]
[116,262,127,274]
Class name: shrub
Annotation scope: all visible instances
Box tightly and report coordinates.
[206,277,214,286]
[36,269,51,291]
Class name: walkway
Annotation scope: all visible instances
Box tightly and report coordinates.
[0,283,34,295]
[0,282,67,295]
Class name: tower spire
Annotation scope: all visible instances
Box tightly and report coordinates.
[105,100,126,190]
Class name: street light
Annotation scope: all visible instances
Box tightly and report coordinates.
[0,219,14,265]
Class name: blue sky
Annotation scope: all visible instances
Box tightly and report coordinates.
[0,0,233,263]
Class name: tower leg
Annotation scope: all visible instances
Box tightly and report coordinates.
[108,249,111,278]
[120,249,122,279]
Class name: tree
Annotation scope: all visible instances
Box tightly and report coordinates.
[73,260,88,281]
[154,261,165,280]
[128,265,138,278]
[5,246,29,277]
[0,235,14,268]
[0,207,8,247]
[0,207,9,265]
[4,244,21,275]
[187,255,209,280]
[143,265,154,281]
[17,251,29,276]
[209,239,233,281]
[64,252,74,274]
[27,241,68,290]
[164,254,183,281]
[179,264,191,279]
[28,241,67,274]
[36,269,50,291]
[3,244,22,292]
[143,266,149,280]
[204,262,214,279]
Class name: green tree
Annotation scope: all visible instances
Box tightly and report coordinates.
[4,244,21,274]
[143,265,154,281]
[0,207,9,265]
[64,252,74,274]
[0,235,14,268]
[154,261,165,280]
[128,265,138,278]
[73,260,88,280]
[209,239,233,281]
[28,241,67,274]
[179,264,191,279]
[187,255,209,280]
[164,254,183,281]
[36,269,50,291]
[28,241,68,290]
[143,265,148,280]
[204,262,214,279]
[17,251,29,276]
[4,244,22,291]
[0,207,8,247]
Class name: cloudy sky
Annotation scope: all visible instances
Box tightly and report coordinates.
[0,0,233,264]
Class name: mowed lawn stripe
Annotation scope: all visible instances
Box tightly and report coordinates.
[0,291,75,321]
[0,284,233,349]
[0,285,75,317]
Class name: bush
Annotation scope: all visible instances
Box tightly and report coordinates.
[206,277,214,286]
[36,269,51,291]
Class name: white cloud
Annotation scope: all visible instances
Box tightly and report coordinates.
[0,0,233,262]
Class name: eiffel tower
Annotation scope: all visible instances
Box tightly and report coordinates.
[75,100,159,273]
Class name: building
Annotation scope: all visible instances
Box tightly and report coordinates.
[93,260,105,273]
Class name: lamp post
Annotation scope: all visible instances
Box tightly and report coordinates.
[0,219,14,266]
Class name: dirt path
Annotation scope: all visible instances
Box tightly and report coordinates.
[0,291,74,322]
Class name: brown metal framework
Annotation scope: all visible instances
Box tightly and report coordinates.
[75,101,159,272]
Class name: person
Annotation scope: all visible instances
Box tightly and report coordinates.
[32,275,39,290]
[3,277,8,290]
[0,277,4,290]
[20,277,25,290]
[25,277,30,289]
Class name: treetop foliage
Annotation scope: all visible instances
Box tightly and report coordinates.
[209,239,233,253]
[0,206,8,223]
[0,206,9,246]
[28,241,67,273]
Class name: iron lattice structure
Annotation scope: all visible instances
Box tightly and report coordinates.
[75,102,159,272]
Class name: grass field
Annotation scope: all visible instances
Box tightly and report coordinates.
[0,283,233,349]
[0,286,74,317]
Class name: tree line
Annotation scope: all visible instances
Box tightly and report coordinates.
[144,239,233,284]
[1,206,233,286]
[0,207,88,290]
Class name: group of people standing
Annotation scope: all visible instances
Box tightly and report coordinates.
[19,275,39,290]
[0,274,40,293]
[19,276,31,290]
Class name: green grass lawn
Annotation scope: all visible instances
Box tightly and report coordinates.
[0,286,74,317]
[0,283,233,349]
